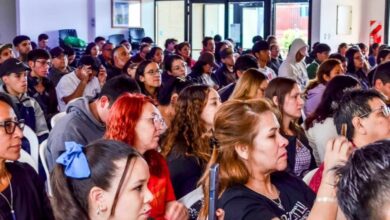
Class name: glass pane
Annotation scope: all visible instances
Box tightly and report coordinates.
[156,1,185,49]
[228,2,264,50]
[275,2,309,58]
[242,6,264,49]
[191,3,225,59]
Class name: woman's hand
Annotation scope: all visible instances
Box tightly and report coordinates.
[323,136,353,172]
[165,201,188,220]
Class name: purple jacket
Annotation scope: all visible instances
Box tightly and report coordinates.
[304,83,326,117]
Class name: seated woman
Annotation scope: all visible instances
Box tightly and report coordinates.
[105,93,188,220]
[265,77,317,178]
[135,60,162,101]
[0,93,53,220]
[175,42,196,73]
[161,85,221,219]
[303,59,344,117]
[229,68,268,100]
[146,46,164,67]
[187,52,219,89]
[51,139,152,220]
[162,55,188,86]
[304,75,360,164]
[198,99,352,220]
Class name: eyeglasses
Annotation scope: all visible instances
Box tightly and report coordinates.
[359,105,390,118]
[145,69,163,76]
[0,119,25,134]
[35,59,51,66]
[172,63,187,71]
[143,113,167,130]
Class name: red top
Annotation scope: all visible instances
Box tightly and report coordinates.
[309,142,357,193]
[147,150,176,220]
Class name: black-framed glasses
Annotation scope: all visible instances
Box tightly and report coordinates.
[0,119,25,134]
[359,105,390,118]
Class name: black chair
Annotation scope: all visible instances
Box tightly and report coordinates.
[58,29,85,62]
[128,27,145,51]
[58,29,78,48]
[108,34,125,46]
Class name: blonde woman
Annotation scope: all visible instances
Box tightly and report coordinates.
[229,68,268,100]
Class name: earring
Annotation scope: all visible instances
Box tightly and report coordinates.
[97,206,101,215]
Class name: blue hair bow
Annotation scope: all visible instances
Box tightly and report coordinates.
[56,142,91,179]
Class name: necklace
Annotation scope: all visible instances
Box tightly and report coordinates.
[272,197,285,211]
[0,174,16,220]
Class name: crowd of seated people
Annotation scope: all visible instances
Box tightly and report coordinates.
[0,31,390,220]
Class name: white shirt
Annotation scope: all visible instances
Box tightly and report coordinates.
[56,71,101,112]
[259,66,277,80]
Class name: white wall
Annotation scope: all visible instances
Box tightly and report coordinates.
[17,0,89,48]
[318,0,363,52]
[0,0,17,44]
[312,0,386,51]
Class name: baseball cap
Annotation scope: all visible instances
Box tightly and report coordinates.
[0,44,12,54]
[252,40,270,53]
[0,58,31,77]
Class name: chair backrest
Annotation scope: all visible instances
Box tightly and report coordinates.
[108,34,125,46]
[23,125,39,168]
[303,168,319,185]
[50,112,67,128]
[39,139,52,196]
[18,148,39,173]
[128,27,145,43]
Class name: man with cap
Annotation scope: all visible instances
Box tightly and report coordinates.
[187,52,219,89]
[252,40,277,80]
[0,58,49,141]
[0,43,14,65]
[13,35,32,64]
[27,49,58,125]
[215,48,236,88]
[56,55,104,111]
[306,43,331,79]
[48,46,75,87]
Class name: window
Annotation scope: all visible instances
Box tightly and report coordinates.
[274,1,309,57]
[112,0,141,28]
[155,1,185,48]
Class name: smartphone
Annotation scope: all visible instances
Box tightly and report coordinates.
[209,163,220,220]
[341,123,347,137]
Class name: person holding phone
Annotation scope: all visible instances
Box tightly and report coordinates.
[199,99,352,220]
[55,55,106,111]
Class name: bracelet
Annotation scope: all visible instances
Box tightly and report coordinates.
[316,197,337,203]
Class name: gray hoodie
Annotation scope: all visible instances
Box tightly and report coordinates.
[45,97,105,171]
[279,38,309,90]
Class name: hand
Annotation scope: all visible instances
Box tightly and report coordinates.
[216,208,225,220]
[323,136,353,173]
[164,201,188,220]
[97,66,107,86]
[76,66,89,83]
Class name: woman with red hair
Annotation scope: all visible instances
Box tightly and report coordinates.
[105,93,188,220]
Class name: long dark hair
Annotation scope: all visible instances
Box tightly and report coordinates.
[345,46,361,73]
[135,60,160,97]
[161,85,212,163]
[51,139,142,220]
[305,75,360,129]
[304,59,341,93]
[265,77,305,138]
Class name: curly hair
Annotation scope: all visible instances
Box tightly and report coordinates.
[161,85,211,162]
